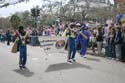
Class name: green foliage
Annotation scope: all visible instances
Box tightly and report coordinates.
[40,14,55,26]
[13,11,36,28]
[10,14,21,29]
[0,17,11,30]
[19,11,31,27]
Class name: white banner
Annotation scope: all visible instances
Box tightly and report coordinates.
[39,36,67,53]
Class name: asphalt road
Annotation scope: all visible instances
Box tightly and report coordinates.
[0,42,125,83]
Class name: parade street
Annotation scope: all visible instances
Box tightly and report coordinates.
[0,43,125,83]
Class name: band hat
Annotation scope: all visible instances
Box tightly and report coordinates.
[76,23,81,26]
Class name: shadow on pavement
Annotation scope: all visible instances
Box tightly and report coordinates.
[13,68,34,77]
[45,62,92,72]
[87,52,105,57]
[84,57,100,62]
[87,52,97,56]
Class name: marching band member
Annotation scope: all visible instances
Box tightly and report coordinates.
[67,23,77,62]
[76,24,89,57]
[15,26,29,69]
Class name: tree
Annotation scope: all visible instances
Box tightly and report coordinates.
[88,7,113,23]
[15,11,37,28]
[0,17,11,30]
[19,11,31,27]
[10,14,21,29]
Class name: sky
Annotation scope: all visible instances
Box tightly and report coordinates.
[0,0,114,17]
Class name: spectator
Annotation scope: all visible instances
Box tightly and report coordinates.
[121,23,125,62]
[6,30,11,46]
[107,27,116,59]
[96,27,103,56]
[90,32,96,53]
[114,27,122,61]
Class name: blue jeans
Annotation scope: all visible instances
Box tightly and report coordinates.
[121,43,125,61]
[68,38,76,59]
[107,42,115,58]
[19,46,27,66]
[80,40,87,56]
[115,44,121,60]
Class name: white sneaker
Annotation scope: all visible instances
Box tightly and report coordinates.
[67,59,72,62]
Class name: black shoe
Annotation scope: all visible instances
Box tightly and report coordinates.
[72,59,76,62]
[19,65,22,69]
[22,65,26,69]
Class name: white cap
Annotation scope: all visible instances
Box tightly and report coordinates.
[76,23,81,26]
